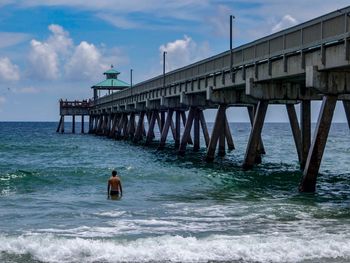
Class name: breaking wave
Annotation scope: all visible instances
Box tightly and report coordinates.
[1,233,350,263]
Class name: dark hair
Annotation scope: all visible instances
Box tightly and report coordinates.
[112,170,117,176]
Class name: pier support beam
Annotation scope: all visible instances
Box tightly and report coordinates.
[105,114,112,136]
[193,109,200,152]
[175,111,181,148]
[108,114,112,135]
[81,115,84,134]
[121,114,128,139]
[92,116,96,134]
[146,112,155,139]
[299,95,337,192]
[97,115,103,135]
[98,115,104,134]
[247,106,265,156]
[108,114,118,138]
[88,116,93,134]
[301,100,311,169]
[127,113,136,139]
[98,115,103,135]
[116,114,125,139]
[206,105,226,162]
[95,115,101,134]
[145,110,158,145]
[61,116,65,133]
[91,116,95,133]
[199,110,210,148]
[286,104,302,164]
[103,115,108,135]
[100,115,105,135]
[181,111,193,145]
[134,111,145,143]
[72,115,75,134]
[178,107,195,155]
[158,109,174,150]
[343,101,350,130]
[56,116,63,133]
[161,111,166,131]
[170,118,176,141]
[225,114,235,151]
[218,133,226,157]
[243,101,269,169]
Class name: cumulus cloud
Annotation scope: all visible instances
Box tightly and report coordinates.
[159,35,210,71]
[65,41,105,80]
[28,25,72,80]
[65,42,128,81]
[27,24,126,81]
[29,39,60,79]
[47,24,73,54]
[272,15,298,33]
[0,57,20,81]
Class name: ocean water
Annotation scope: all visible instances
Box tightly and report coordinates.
[0,121,350,263]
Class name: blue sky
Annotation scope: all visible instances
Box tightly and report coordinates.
[0,0,349,121]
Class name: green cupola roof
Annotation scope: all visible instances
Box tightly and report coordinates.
[91,65,129,90]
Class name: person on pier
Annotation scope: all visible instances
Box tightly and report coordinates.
[107,170,123,199]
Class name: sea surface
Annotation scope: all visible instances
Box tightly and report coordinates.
[1,121,350,263]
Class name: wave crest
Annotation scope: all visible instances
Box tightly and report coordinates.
[1,233,350,263]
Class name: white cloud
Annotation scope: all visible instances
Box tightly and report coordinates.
[29,39,60,79]
[65,41,106,80]
[27,24,127,81]
[272,15,298,33]
[0,57,20,81]
[159,35,210,71]
[28,24,72,80]
[47,24,73,55]
[65,42,128,81]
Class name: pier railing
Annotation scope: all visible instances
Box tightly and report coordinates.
[60,100,92,108]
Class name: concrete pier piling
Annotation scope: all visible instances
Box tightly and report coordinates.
[58,6,350,192]
[286,104,302,164]
[243,101,268,169]
[299,96,337,192]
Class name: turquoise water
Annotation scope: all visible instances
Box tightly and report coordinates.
[1,122,350,263]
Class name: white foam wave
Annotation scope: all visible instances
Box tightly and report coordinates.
[93,211,127,217]
[1,233,350,263]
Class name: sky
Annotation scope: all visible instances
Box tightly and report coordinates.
[0,0,349,122]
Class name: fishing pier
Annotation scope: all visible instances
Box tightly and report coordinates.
[58,7,350,192]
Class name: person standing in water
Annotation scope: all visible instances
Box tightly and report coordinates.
[107,170,123,199]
